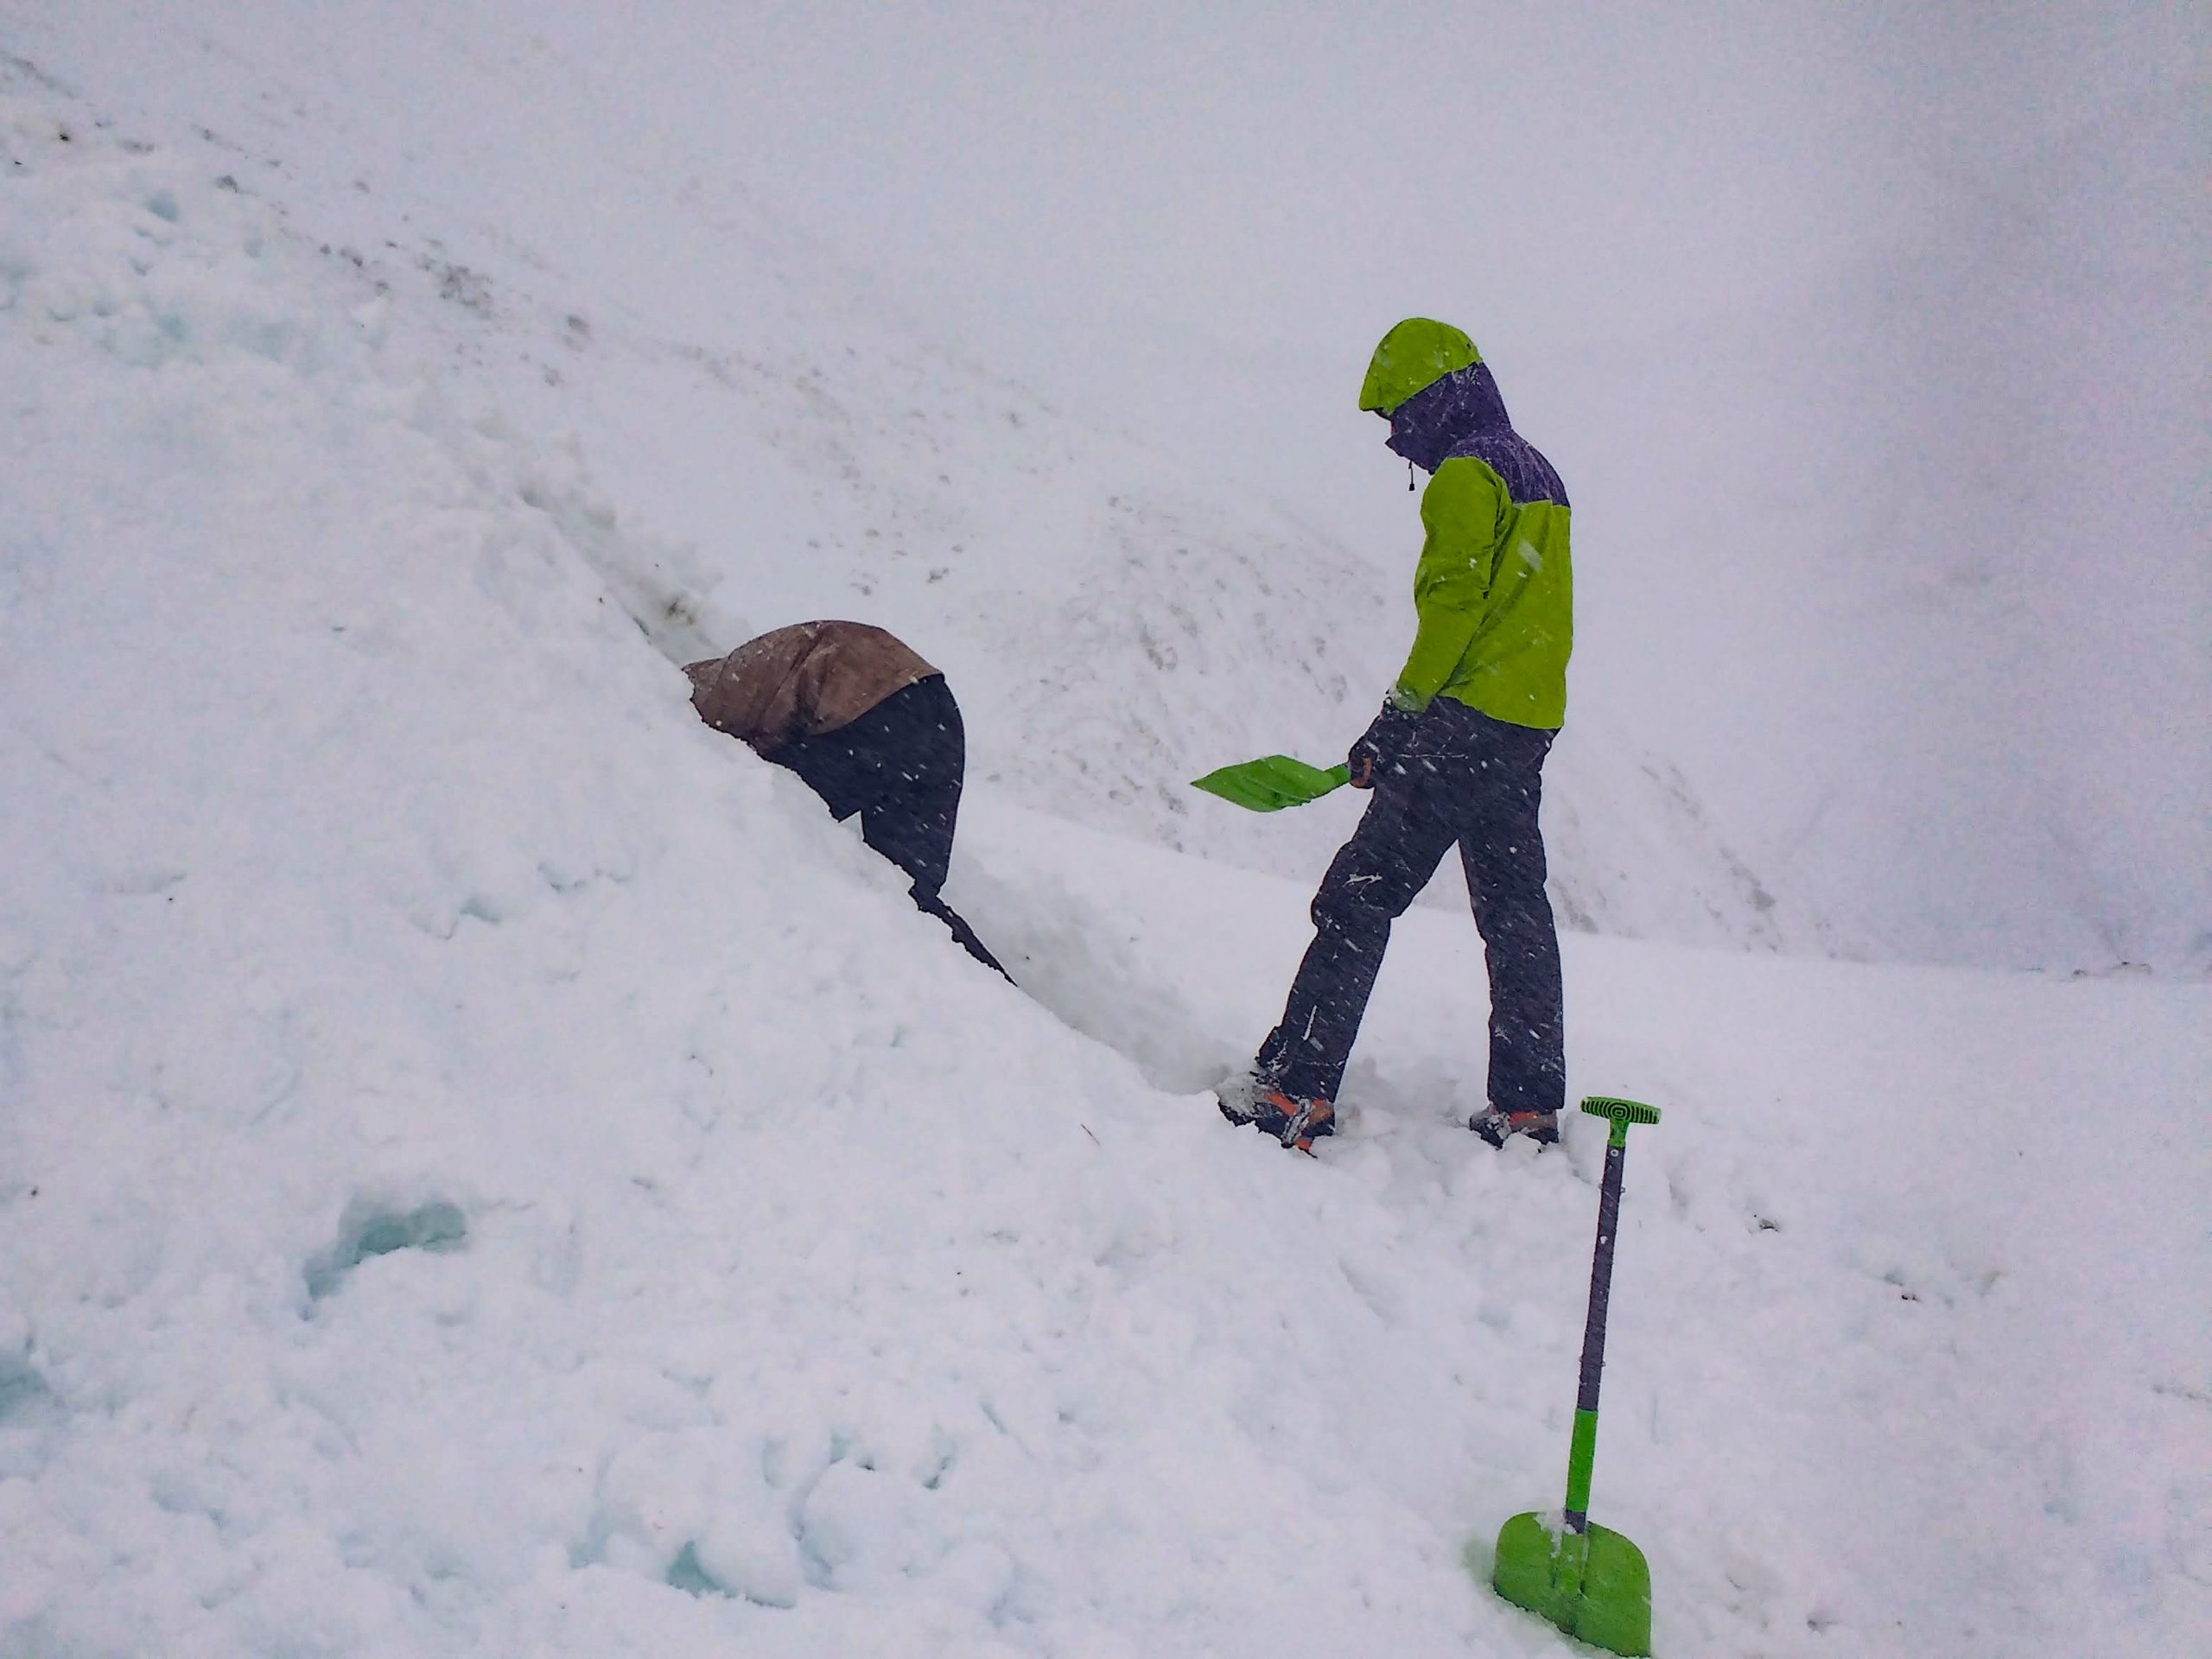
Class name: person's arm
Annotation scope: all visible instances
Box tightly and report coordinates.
[1389,457,1507,710]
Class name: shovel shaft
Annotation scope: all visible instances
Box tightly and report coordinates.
[1564,1130,1630,1530]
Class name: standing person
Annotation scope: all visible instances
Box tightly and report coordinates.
[1222,320,1571,1152]
[685,621,1008,978]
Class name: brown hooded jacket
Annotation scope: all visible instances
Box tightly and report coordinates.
[684,621,941,755]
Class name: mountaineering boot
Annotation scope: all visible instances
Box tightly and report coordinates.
[1275,1094,1335,1154]
[1217,1078,1335,1152]
[1215,1072,1280,1130]
[1470,1106,1559,1147]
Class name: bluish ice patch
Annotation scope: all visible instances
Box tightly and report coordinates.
[664,1541,727,1599]
[0,1352,51,1422]
[304,1198,469,1300]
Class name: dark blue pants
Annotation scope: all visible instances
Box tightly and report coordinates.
[1256,701,1563,1115]
[772,677,1007,977]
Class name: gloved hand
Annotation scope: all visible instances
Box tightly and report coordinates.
[1347,698,1421,789]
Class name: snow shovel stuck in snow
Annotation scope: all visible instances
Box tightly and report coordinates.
[1189,754,1349,812]
[1485,1096,1662,1656]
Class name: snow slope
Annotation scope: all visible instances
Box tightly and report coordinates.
[18,1,2196,970]
[3,83,2209,1659]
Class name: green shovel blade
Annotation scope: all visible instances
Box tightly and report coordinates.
[1488,1513,1652,1657]
[1189,755,1350,812]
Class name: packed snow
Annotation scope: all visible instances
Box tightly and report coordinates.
[2,10,2206,1659]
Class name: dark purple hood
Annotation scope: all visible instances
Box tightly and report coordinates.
[1384,362,1512,473]
[1382,360,1568,508]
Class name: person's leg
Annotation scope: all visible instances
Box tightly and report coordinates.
[772,679,954,878]
[1456,717,1565,1120]
[910,886,1010,978]
[1252,775,1459,1107]
[854,678,962,898]
[772,711,891,825]
[851,680,1009,977]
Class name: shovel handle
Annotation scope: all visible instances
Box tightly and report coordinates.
[1563,1097,1660,1532]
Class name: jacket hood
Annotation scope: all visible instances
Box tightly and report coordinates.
[1359,317,1481,413]
[1385,361,1512,474]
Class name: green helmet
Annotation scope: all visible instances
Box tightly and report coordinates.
[1357,317,1482,414]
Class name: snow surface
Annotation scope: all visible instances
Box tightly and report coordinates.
[3,72,2208,1658]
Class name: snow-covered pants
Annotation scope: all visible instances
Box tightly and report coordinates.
[1256,702,1562,1116]
[771,677,1007,976]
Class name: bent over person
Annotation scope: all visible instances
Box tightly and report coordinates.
[686,621,1008,977]
[1223,319,1570,1152]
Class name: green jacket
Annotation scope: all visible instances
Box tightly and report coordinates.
[1362,319,1572,731]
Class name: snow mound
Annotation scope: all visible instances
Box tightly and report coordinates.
[0,91,1185,1656]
